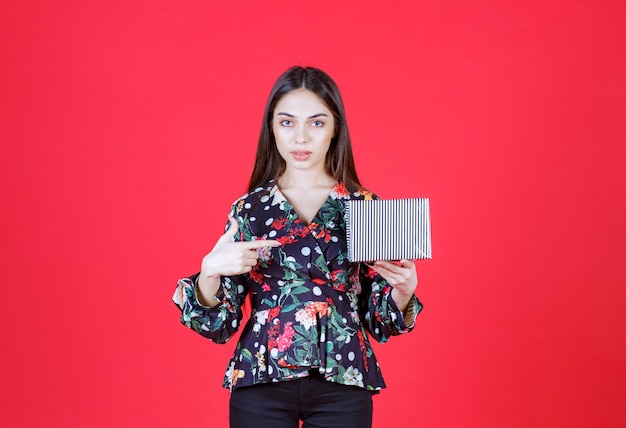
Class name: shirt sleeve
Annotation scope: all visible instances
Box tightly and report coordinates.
[357,263,423,343]
[171,207,251,344]
[172,271,249,344]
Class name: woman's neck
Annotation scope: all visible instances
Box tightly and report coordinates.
[277,169,336,190]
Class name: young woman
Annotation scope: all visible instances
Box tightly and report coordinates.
[173,66,423,428]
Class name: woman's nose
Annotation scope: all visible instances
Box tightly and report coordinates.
[295,125,307,143]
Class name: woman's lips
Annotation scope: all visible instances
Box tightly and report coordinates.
[291,151,311,161]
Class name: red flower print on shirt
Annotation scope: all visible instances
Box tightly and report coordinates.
[271,217,288,230]
[249,268,263,284]
[267,306,282,322]
[333,182,350,197]
[276,322,295,352]
[278,358,298,368]
[267,319,281,351]
[363,265,377,279]
[330,269,347,291]
[357,330,368,370]
[356,188,374,200]
[277,235,296,245]
[312,227,329,241]
[294,226,310,238]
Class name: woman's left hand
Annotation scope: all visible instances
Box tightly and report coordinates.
[368,259,417,312]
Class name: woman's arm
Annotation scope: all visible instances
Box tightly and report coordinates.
[357,261,423,343]
[369,259,417,313]
[173,272,246,344]
[196,217,280,306]
[173,215,280,343]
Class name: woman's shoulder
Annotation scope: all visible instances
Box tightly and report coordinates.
[228,180,278,212]
[339,183,379,201]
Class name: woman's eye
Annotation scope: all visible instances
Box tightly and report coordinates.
[311,120,324,127]
[280,120,293,126]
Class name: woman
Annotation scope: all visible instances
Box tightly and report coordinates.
[173,66,423,428]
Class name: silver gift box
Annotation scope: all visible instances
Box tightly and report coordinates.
[345,198,432,262]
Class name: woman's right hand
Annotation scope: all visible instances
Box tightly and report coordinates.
[196,218,280,307]
[200,217,281,278]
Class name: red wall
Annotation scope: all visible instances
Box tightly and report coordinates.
[2,1,625,427]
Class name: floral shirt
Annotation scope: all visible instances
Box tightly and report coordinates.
[173,181,423,392]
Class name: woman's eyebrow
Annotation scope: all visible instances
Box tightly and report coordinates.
[276,112,329,119]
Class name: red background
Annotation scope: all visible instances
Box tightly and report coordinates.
[2,1,625,427]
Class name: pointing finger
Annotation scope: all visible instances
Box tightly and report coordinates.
[239,239,282,249]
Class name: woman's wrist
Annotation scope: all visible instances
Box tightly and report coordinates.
[196,274,222,307]
[391,287,414,313]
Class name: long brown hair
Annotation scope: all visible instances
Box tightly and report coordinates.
[247,66,362,193]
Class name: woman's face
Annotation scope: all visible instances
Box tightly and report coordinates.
[272,89,335,176]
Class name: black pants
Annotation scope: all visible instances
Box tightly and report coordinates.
[229,373,373,428]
